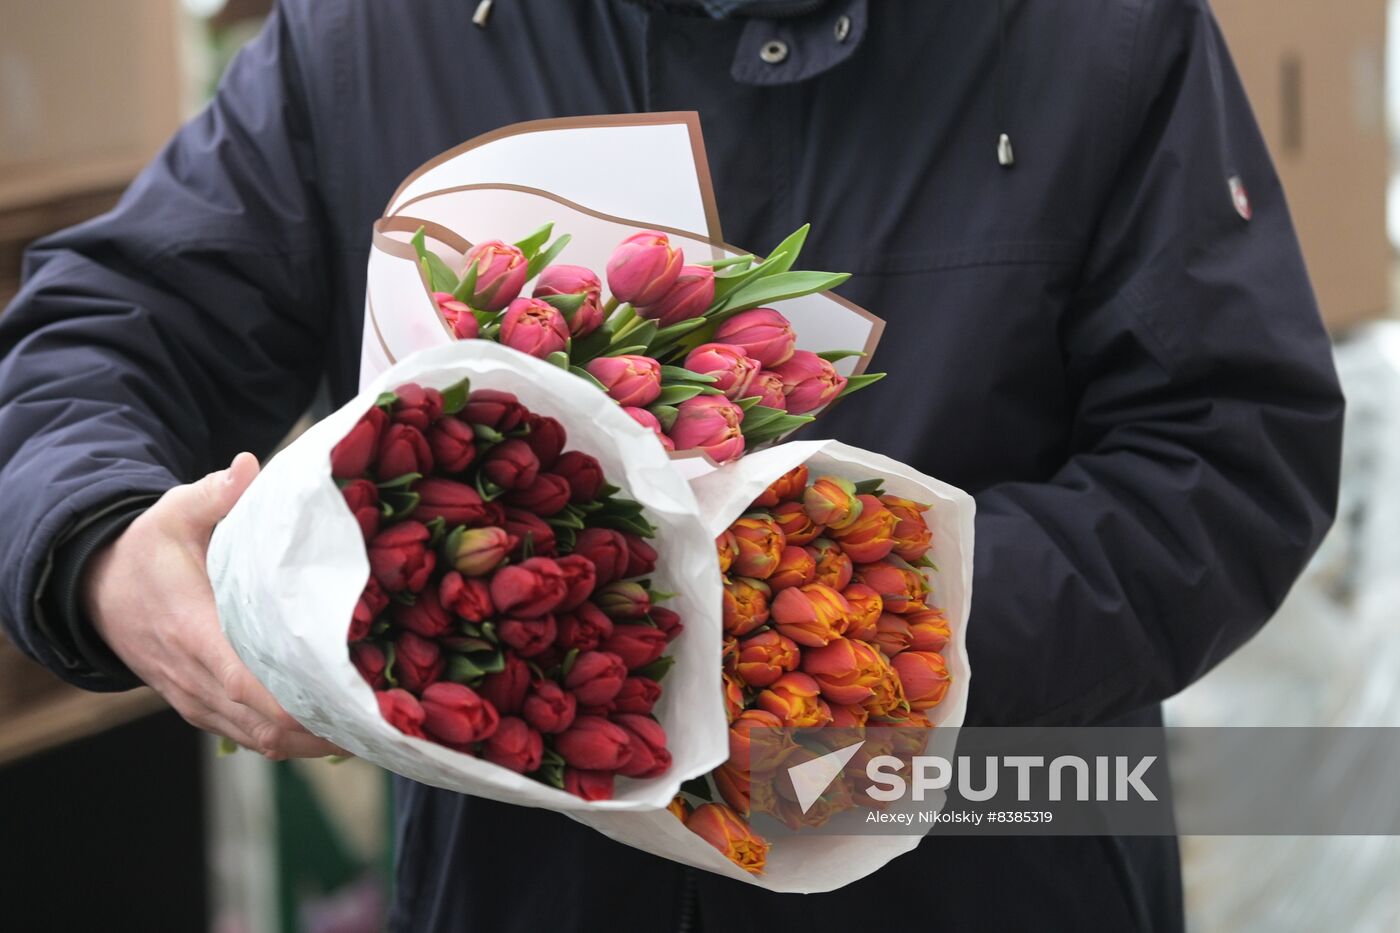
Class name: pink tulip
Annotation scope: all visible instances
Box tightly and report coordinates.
[499,297,569,359]
[461,240,528,312]
[624,407,675,450]
[636,264,714,326]
[606,231,683,306]
[684,343,760,400]
[670,396,745,463]
[772,349,847,414]
[432,291,479,339]
[749,370,787,409]
[714,308,797,367]
[533,264,605,338]
[586,355,662,407]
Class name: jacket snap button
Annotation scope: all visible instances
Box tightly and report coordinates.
[834,15,851,42]
[760,40,789,64]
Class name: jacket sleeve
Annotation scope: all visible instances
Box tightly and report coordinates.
[0,3,330,690]
[964,0,1344,726]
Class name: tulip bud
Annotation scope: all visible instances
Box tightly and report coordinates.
[767,545,817,591]
[670,396,745,464]
[564,650,629,706]
[650,606,683,641]
[728,515,785,579]
[684,343,760,400]
[425,415,477,474]
[389,383,445,431]
[770,583,852,647]
[755,672,833,728]
[906,607,951,653]
[748,370,788,409]
[463,389,526,432]
[594,581,651,621]
[636,263,715,326]
[753,464,809,508]
[502,507,557,557]
[350,642,387,688]
[600,623,668,670]
[368,521,436,592]
[613,713,672,778]
[499,297,569,359]
[416,477,493,527]
[667,796,693,822]
[872,613,913,657]
[551,450,605,503]
[393,631,445,693]
[534,264,605,337]
[341,479,380,540]
[585,354,663,408]
[866,656,907,717]
[482,438,540,491]
[446,526,515,577]
[482,716,544,772]
[772,349,847,415]
[734,629,801,689]
[555,715,634,771]
[498,615,558,657]
[722,671,747,723]
[461,240,528,312]
[522,414,566,469]
[438,571,494,622]
[433,291,479,340]
[376,423,434,480]
[807,538,855,590]
[841,583,884,641]
[611,675,662,714]
[555,601,615,652]
[377,688,427,738]
[522,681,578,734]
[722,577,771,637]
[854,561,930,614]
[715,530,738,574]
[882,495,934,562]
[505,472,572,516]
[714,307,797,367]
[623,406,675,450]
[830,494,897,563]
[564,768,615,800]
[478,654,531,714]
[828,703,869,728]
[568,530,627,588]
[801,637,887,706]
[394,586,454,638]
[623,534,658,578]
[606,231,683,306]
[803,476,862,530]
[331,406,388,479]
[771,500,821,546]
[348,576,389,642]
[550,554,596,613]
[891,650,951,710]
[685,803,769,874]
[421,681,501,747]
[490,556,568,617]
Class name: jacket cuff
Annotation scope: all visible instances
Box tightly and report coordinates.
[37,497,159,691]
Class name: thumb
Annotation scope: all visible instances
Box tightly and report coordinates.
[167,452,261,532]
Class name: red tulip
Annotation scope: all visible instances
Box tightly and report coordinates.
[438,571,494,622]
[613,714,671,778]
[521,414,565,468]
[555,602,615,652]
[421,681,500,746]
[636,264,714,326]
[505,473,571,516]
[606,231,683,306]
[341,479,380,540]
[522,680,577,734]
[533,264,604,337]
[555,715,634,771]
[461,240,528,312]
[463,389,526,431]
[368,522,436,592]
[551,450,605,503]
[649,606,683,641]
[350,642,387,688]
[554,554,598,612]
[389,383,444,431]
[503,507,557,557]
[498,615,558,657]
[377,689,426,738]
[489,556,568,617]
[376,423,434,480]
[482,438,540,490]
[611,675,662,714]
[331,406,388,479]
[348,576,388,642]
[600,623,668,670]
[394,587,454,637]
[482,716,543,772]
[623,534,658,578]
[564,651,628,705]
[427,415,477,473]
[564,768,615,800]
[500,297,569,359]
[393,632,445,693]
[478,654,531,714]
[415,477,493,527]
[714,308,797,367]
[572,527,631,585]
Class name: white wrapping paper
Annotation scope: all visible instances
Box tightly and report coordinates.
[207,341,729,811]
[571,440,976,892]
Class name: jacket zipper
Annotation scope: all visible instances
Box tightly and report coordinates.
[676,868,698,933]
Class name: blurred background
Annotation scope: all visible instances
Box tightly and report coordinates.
[2,1,1399,930]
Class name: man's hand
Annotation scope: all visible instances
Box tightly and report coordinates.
[84,452,344,759]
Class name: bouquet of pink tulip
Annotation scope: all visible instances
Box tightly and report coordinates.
[410,223,884,463]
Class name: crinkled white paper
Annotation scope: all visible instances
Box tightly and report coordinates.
[571,440,976,892]
[208,341,729,812]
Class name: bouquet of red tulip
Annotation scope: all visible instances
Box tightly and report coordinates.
[402,222,883,463]
[210,342,729,810]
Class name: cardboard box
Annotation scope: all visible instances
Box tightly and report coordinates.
[1213,0,1391,333]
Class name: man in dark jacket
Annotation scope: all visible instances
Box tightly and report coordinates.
[0,0,1342,929]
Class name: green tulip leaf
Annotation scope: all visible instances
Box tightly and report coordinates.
[763,224,810,276]
[526,234,571,280]
[513,222,554,257]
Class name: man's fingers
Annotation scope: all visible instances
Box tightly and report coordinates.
[164,452,261,532]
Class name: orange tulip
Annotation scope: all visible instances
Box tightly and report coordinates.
[842,583,884,641]
[828,703,870,727]
[864,652,908,716]
[801,637,888,706]
[667,795,693,822]
[722,671,747,723]
[770,582,851,647]
[871,613,913,657]
[803,475,862,530]
[891,650,951,710]
[855,560,929,613]
[756,672,833,727]
[881,494,933,562]
[686,803,768,874]
[722,577,771,637]
[907,606,951,653]
[714,761,751,813]
[729,515,786,579]
[830,494,897,563]
[753,464,809,507]
[767,545,817,591]
[808,539,855,590]
[772,500,821,546]
[734,629,801,688]
[715,530,738,574]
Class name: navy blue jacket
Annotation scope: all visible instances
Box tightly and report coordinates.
[0,1,1342,930]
